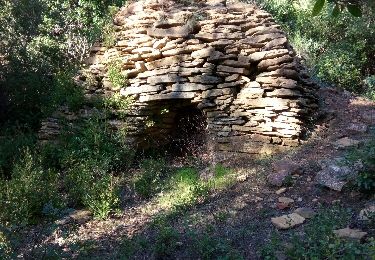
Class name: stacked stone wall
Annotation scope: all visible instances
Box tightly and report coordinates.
[40,0,319,154]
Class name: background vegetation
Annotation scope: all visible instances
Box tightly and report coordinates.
[252,0,375,96]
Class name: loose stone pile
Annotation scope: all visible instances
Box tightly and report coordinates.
[40,0,319,154]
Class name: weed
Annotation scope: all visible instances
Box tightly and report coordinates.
[107,60,127,90]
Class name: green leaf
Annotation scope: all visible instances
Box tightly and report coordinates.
[332,4,340,17]
[347,4,362,17]
[312,0,325,16]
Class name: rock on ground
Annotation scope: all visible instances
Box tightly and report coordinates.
[333,228,367,241]
[271,213,305,229]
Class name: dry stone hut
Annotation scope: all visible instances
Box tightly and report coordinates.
[40,0,319,155]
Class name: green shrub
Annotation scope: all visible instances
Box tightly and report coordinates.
[0,132,36,178]
[107,60,127,90]
[0,150,60,225]
[135,159,168,198]
[315,42,366,91]
[83,173,120,220]
[345,139,375,193]
[154,226,180,259]
[103,23,117,48]
[57,117,132,218]
[0,230,13,260]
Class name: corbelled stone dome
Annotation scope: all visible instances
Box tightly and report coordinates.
[40,0,319,155]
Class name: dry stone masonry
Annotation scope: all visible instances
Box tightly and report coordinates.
[40,0,319,154]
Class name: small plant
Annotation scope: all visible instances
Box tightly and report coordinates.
[83,174,120,219]
[102,23,116,48]
[0,230,13,259]
[107,60,127,90]
[154,226,180,259]
[134,159,168,198]
[103,93,133,112]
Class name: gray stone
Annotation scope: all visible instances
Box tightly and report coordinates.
[333,228,367,241]
[294,208,315,219]
[315,161,362,191]
[188,75,222,84]
[334,137,361,148]
[171,83,213,92]
[147,75,184,85]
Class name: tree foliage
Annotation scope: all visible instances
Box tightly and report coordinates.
[0,0,124,128]
[312,0,375,17]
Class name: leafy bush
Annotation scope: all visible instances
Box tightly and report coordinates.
[0,230,13,260]
[56,116,132,218]
[0,150,61,225]
[0,132,36,178]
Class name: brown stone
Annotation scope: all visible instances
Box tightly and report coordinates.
[258,55,294,70]
[271,213,305,229]
[248,49,289,62]
[145,54,191,70]
[147,25,192,39]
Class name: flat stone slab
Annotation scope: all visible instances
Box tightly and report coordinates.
[147,25,192,39]
[271,213,305,229]
[359,205,375,221]
[315,159,362,191]
[333,228,367,241]
[334,137,361,149]
[294,207,316,219]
